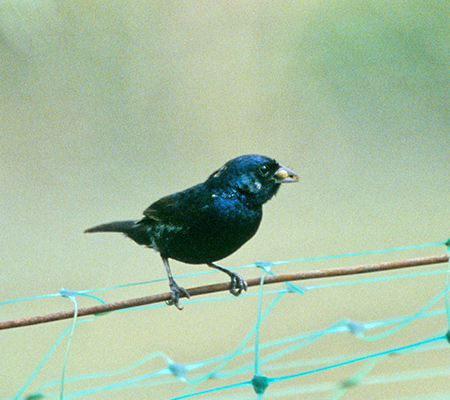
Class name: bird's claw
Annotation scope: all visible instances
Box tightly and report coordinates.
[229,272,248,297]
[167,284,190,310]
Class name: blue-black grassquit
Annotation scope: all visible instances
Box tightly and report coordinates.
[85,154,298,309]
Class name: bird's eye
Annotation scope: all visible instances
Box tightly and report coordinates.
[258,164,270,177]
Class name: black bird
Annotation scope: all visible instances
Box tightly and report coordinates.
[85,154,298,309]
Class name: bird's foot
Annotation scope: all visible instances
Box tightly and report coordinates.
[229,272,248,297]
[166,283,190,310]
[206,263,248,298]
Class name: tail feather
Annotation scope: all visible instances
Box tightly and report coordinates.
[84,220,151,246]
[84,220,137,234]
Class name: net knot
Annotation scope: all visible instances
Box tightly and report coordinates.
[59,288,80,298]
[169,362,187,380]
[347,320,365,336]
[254,260,273,273]
[252,373,270,395]
[445,330,450,344]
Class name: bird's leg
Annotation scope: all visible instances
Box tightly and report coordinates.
[207,262,248,296]
[162,257,190,310]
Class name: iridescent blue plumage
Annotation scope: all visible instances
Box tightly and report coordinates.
[85,154,298,309]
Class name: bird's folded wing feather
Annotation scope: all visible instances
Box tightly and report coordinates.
[142,185,207,226]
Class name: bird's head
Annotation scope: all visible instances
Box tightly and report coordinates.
[207,154,298,206]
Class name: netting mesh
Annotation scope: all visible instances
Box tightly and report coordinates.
[2,240,450,399]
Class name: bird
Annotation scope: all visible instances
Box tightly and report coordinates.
[84,154,298,309]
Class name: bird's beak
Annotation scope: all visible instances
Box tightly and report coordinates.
[274,164,299,183]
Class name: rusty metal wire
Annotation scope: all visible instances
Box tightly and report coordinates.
[1,254,448,331]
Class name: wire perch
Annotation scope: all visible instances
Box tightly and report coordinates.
[1,254,448,331]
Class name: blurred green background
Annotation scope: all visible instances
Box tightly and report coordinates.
[1,1,449,399]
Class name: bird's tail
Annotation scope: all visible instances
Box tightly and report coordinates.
[84,220,137,234]
[84,220,151,246]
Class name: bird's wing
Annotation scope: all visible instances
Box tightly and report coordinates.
[142,185,206,227]
[143,195,181,223]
